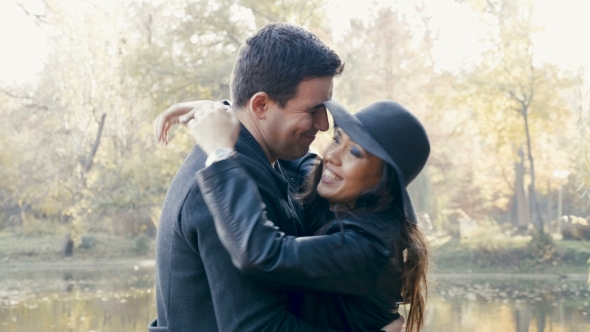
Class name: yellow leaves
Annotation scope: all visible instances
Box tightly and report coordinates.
[62,199,91,247]
[150,206,162,229]
[85,170,100,189]
[570,216,589,226]
[577,93,590,204]
[461,218,510,252]
[197,86,213,100]
[493,196,511,210]
[37,197,61,216]
[239,0,328,29]
[71,218,86,247]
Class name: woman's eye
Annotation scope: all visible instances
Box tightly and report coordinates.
[333,136,340,144]
[350,147,363,158]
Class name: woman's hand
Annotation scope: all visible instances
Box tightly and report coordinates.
[154,100,216,144]
[187,102,240,155]
[381,315,405,332]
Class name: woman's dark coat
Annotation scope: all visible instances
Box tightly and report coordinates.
[197,158,404,332]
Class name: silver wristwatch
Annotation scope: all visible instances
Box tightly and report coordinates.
[205,147,236,167]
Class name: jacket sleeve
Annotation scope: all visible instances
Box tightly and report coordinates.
[185,170,340,332]
[197,158,393,296]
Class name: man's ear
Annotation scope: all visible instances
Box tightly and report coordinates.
[249,92,272,120]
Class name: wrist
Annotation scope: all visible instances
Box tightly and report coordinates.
[202,141,235,156]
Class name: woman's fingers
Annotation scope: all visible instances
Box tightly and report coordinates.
[154,113,167,143]
[162,121,171,145]
[154,100,216,144]
[381,315,405,332]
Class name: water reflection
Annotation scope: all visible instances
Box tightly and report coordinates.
[423,278,590,332]
[0,268,588,331]
[0,267,155,332]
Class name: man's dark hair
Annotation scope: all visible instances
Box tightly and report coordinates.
[231,23,344,108]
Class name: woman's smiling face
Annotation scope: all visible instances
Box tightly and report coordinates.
[317,128,384,208]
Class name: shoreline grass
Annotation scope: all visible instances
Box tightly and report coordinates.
[1,232,588,275]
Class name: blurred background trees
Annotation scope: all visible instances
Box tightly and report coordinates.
[0,0,588,258]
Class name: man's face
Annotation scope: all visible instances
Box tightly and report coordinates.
[261,76,333,161]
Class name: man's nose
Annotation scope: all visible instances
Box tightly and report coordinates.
[313,107,329,132]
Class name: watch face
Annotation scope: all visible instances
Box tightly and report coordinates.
[215,148,233,158]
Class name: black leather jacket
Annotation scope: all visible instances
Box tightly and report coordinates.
[151,128,340,332]
[197,158,404,332]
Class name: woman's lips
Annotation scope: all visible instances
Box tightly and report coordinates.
[321,168,343,182]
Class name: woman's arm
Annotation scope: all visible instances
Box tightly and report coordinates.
[197,158,394,296]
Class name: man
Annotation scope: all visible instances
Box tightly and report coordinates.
[150,23,344,332]
[150,23,405,332]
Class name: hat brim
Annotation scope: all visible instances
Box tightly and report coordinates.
[323,99,419,224]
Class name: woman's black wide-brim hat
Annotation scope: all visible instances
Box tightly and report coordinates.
[323,99,430,224]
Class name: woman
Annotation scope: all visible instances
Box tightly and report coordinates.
[159,99,430,332]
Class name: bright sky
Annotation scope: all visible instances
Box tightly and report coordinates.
[1,0,590,84]
[326,0,590,75]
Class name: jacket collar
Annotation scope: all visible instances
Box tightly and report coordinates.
[235,125,290,196]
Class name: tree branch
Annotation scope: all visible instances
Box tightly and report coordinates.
[15,1,49,25]
[83,113,106,173]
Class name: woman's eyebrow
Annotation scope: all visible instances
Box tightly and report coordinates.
[308,103,325,112]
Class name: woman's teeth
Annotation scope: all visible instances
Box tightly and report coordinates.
[323,169,343,181]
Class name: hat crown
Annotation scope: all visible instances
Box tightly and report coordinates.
[354,100,430,186]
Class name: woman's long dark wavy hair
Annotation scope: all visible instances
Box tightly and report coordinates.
[298,159,429,332]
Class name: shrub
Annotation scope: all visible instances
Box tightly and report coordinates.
[79,236,97,249]
[561,215,590,240]
[134,234,151,255]
[526,231,556,264]
[462,218,510,253]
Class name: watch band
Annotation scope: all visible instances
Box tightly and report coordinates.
[205,147,236,167]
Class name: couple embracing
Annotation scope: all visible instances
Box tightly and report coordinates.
[150,23,430,332]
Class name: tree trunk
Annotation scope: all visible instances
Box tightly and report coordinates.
[63,113,106,257]
[514,304,532,332]
[84,113,107,173]
[522,106,543,232]
[514,148,531,229]
[62,235,74,257]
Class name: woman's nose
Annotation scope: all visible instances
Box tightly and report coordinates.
[324,145,342,166]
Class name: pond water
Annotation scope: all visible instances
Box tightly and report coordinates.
[0,267,588,332]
